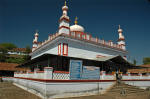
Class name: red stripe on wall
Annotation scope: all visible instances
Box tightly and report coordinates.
[58,43,61,55]
[13,77,116,83]
[54,71,69,74]
[63,43,68,56]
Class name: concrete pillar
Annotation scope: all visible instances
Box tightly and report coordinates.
[100,71,106,80]
[44,67,53,79]
[26,71,29,78]
[148,73,150,79]
[34,68,39,78]
[139,73,142,79]
[127,72,130,79]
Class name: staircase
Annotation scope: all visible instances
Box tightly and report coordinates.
[61,82,150,99]
[105,82,150,98]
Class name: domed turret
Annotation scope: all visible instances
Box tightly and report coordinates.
[58,0,70,35]
[32,30,39,52]
[70,17,84,32]
[117,25,126,50]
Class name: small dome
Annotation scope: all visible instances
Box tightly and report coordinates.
[35,32,39,36]
[70,24,84,32]
[62,6,68,10]
[118,29,123,33]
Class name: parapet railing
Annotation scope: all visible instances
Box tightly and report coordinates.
[14,70,150,80]
[33,32,126,52]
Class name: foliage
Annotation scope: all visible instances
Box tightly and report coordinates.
[0,43,17,50]
[25,45,31,54]
[23,45,31,62]
[0,45,8,62]
[6,58,25,64]
[0,54,7,62]
[133,59,137,65]
[143,57,150,65]
[23,55,31,62]
[0,45,8,54]
[0,43,31,63]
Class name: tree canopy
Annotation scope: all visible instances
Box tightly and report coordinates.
[0,43,17,50]
[25,45,31,54]
[143,57,150,65]
[133,59,137,65]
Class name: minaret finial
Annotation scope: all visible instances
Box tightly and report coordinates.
[75,16,78,25]
[35,29,39,33]
[119,25,121,29]
[65,0,67,6]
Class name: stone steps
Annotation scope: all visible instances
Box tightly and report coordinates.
[105,82,148,96]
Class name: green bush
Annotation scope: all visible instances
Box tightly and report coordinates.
[6,58,25,64]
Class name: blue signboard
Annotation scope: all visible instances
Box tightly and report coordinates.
[69,60,82,80]
[82,66,100,80]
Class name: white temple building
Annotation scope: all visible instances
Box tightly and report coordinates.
[17,1,135,74]
[11,2,150,99]
[31,1,127,60]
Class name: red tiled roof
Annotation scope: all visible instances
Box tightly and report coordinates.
[128,64,150,73]
[140,64,150,68]
[12,48,26,52]
[0,62,28,71]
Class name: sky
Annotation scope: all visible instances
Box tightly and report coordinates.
[0,0,150,65]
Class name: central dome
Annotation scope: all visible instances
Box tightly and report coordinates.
[70,24,84,32]
[70,17,84,32]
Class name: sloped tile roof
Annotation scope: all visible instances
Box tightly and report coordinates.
[0,62,28,71]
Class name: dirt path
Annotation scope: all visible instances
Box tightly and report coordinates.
[0,82,41,99]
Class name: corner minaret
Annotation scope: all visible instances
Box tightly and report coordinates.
[32,31,39,52]
[117,25,126,50]
[58,0,70,35]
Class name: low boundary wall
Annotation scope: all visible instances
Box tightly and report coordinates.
[2,77,115,99]
[3,77,150,98]
[123,79,150,89]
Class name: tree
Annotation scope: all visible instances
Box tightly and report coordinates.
[0,45,7,54]
[0,45,7,62]
[6,58,25,64]
[23,45,31,62]
[0,43,17,50]
[25,45,31,54]
[133,59,137,65]
[143,57,150,65]
[0,54,6,62]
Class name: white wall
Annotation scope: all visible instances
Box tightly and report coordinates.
[122,74,150,80]
[124,81,150,89]
[62,38,126,59]
[14,67,53,80]
[2,77,115,99]
[31,38,60,59]
[67,38,126,59]
[31,36,127,60]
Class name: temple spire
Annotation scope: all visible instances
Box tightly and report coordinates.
[75,16,78,25]
[32,30,39,52]
[58,1,70,35]
[117,25,126,50]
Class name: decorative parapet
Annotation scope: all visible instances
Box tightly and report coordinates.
[31,32,127,53]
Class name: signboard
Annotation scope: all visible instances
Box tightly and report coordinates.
[69,60,82,80]
[82,66,100,80]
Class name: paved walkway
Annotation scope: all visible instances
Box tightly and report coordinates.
[0,82,41,99]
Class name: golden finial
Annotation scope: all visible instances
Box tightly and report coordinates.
[65,0,67,6]
[75,16,78,25]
